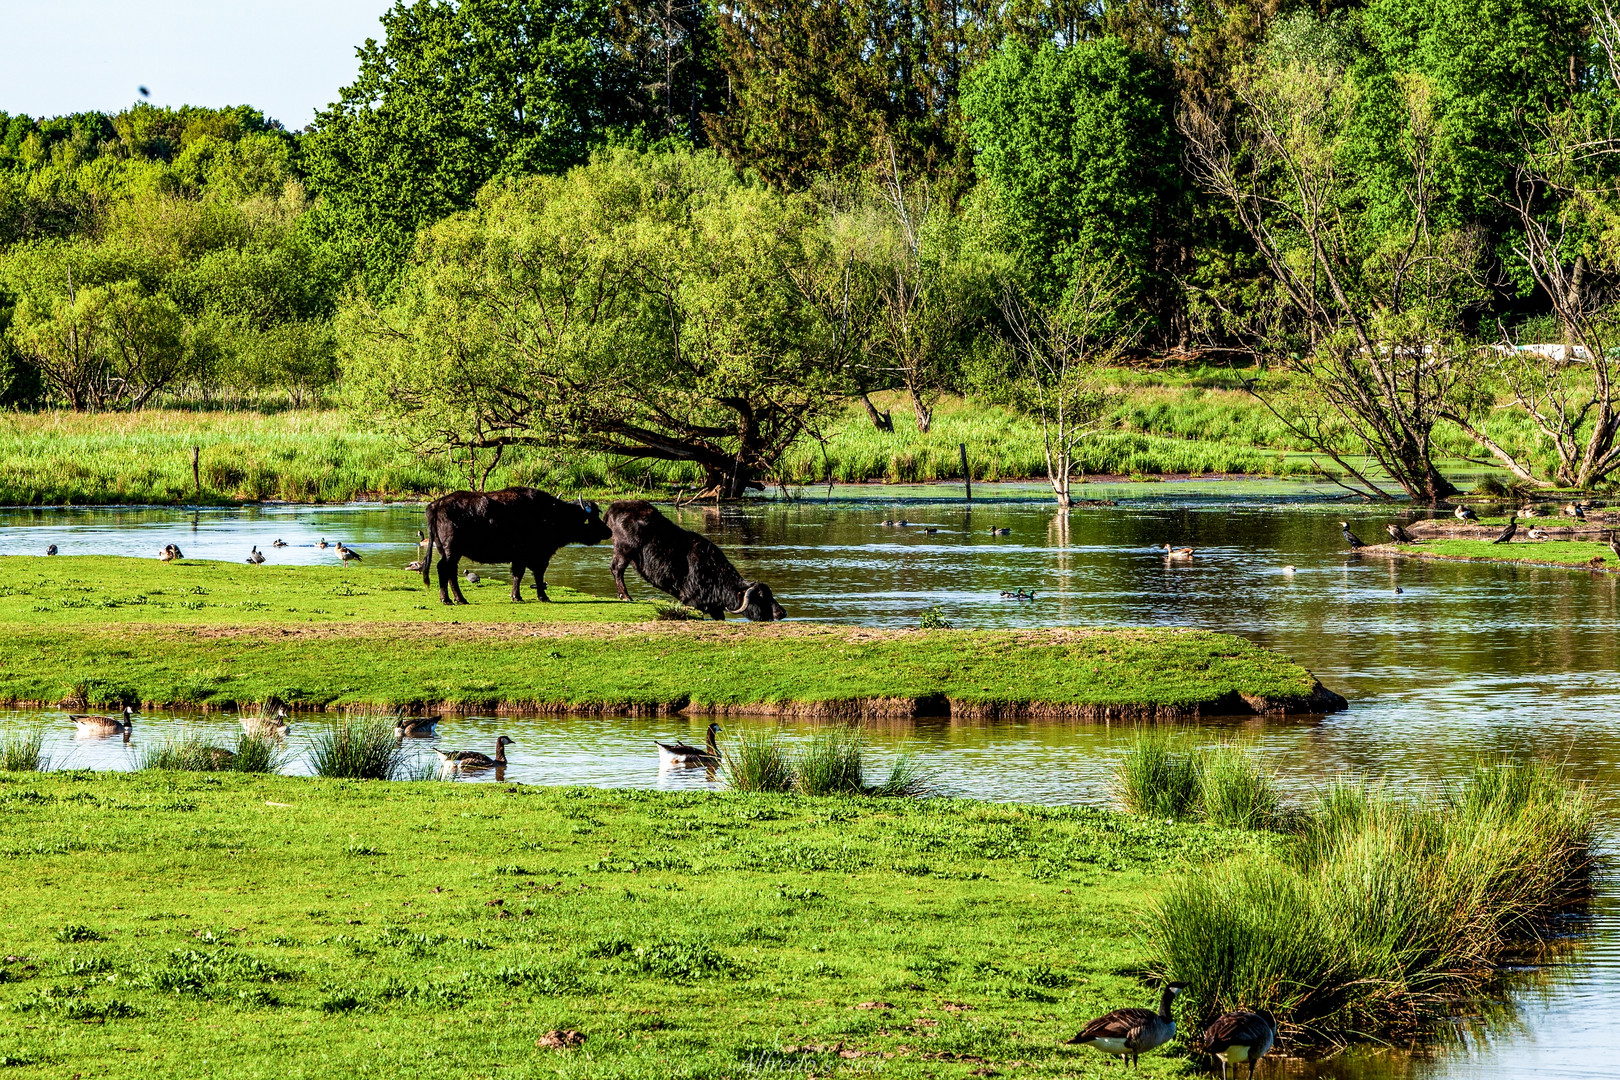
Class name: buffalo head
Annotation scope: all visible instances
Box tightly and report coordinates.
[576,498,611,544]
[728,581,786,621]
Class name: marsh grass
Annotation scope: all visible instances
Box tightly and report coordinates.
[308,718,409,780]
[1114,729,1202,819]
[794,727,865,795]
[1151,759,1594,1041]
[1198,739,1281,829]
[230,731,288,774]
[0,725,48,771]
[723,730,794,793]
[866,755,936,798]
[139,732,234,772]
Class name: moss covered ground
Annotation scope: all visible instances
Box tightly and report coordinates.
[0,558,1326,716]
[0,772,1249,1079]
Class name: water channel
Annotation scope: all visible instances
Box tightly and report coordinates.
[2,478,1617,1077]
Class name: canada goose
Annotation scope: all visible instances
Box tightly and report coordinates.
[272,539,287,548]
[923,527,939,534]
[656,723,721,766]
[1163,544,1194,560]
[336,542,362,563]
[1564,503,1586,521]
[1490,511,1518,545]
[246,546,265,565]
[69,705,134,734]
[1203,1010,1276,1080]
[1454,505,1479,523]
[46,544,57,555]
[897,519,910,527]
[990,527,1011,536]
[1385,523,1418,544]
[1067,982,1186,1066]
[241,708,289,737]
[1528,527,1549,541]
[319,538,330,549]
[464,569,480,584]
[394,716,438,736]
[434,736,514,768]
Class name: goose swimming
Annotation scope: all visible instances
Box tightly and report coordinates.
[656,723,721,766]
[434,736,514,769]
[69,706,135,734]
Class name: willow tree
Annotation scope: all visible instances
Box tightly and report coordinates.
[342,148,859,497]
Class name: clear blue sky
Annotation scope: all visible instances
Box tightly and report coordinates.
[0,0,389,129]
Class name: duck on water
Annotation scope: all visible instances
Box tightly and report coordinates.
[656,723,721,767]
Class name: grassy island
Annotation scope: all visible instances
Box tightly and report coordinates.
[1363,539,1620,573]
[0,557,1343,719]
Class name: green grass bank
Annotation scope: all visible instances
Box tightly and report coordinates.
[0,558,1342,718]
[1364,539,1620,573]
[0,772,1248,1080]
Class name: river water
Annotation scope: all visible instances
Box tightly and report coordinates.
[2,479,1618,1076]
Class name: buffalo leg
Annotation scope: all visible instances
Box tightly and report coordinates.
[610,553,633,601]
[437,555,457,605]
[531,553,552,601]
[509,562,526,602]
[443,556,469,605]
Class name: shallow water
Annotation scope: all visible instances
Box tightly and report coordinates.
[3,478,1619,1076]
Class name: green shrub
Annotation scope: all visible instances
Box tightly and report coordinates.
[795,727,865,796]
[867,755,936,798]
[1114,729,1201,819]
[723,730,794,793]
[1198,740,1280,829]
[139,732,234,772]
[230,731,286,774]
[308,718,408,780]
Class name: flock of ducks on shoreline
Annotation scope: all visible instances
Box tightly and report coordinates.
[1068,982,1276,1077]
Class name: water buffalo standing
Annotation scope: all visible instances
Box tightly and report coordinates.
[422,488,610,605]
[606,500,786,621]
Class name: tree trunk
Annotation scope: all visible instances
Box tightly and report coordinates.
[858,391,893,432]
[908,385,932,433]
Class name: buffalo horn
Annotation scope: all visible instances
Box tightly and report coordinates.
[726,584,754,615]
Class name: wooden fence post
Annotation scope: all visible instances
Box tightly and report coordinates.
[192,446,201,499]
[959,443,972,501]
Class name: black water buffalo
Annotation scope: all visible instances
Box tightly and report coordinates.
[605,500,786,621]
[422,488,610,605]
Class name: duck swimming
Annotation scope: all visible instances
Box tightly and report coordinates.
[69,706,135,734]
[656,723,721,767]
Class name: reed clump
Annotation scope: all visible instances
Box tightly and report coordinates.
[308,717,410,780]
[1149,759,1594,1042]
[139,732,236,772]
[0,725,49,771]
[1113,729,1202,819]
[722,726,934,798]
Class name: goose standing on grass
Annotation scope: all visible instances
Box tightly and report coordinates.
[46,544,57,556]
[1202,1010,1276,1080]
[1455,505,1479,523]
[656,723,721,766]
[464,568,480,584]
[1163,544,1194,560]
[1385,523,1418,544]
[241,708,289,737]
[1339,522,1366,549]
[69,706,135,734]
[159,544,183,562]
[394,716,438,737]
[246,546,266,565]
[336,542,362,564]
[1066,982,1186,1067]
[1490,511,1518,545]
[1564,502,1587,521]
[435,735,514,769]
[405,560,424,572]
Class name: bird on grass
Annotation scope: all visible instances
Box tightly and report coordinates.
[1490,511,1518,545]
[1202,1010,1276,1080]
[68,706,135,734]
[1529,527,1549,541]
[1163,544,1194,560]
[434,736,515,769]
[1385,523,1418,544]
[405,560,424,572]
[272,539,288,548]
[1454,505,1479,523]
[46,544,57,556]
[246,546,265,565]
[655,722,721,767]
[1608,532,1620,562]
[159,544,183,562]
[464,569,480,584]
[1339,521,1366,549]
[241,708,289,737]
[336,542,362,564]
[1564,503,1587,521]
[1066,982,1186,1067]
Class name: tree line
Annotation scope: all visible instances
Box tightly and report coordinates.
[2,0,1619,500]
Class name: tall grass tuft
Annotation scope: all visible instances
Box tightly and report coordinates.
[1198,740,1281,829]
[1114,729,1202,819]
[140,732,234,771]
[794,727,865,796]
[722,730,794,793]
[866,755,936,798]
[230,731,287,774]
[0,726,49,771]
[308,717,409,780]
[1149,760,1594,1041]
